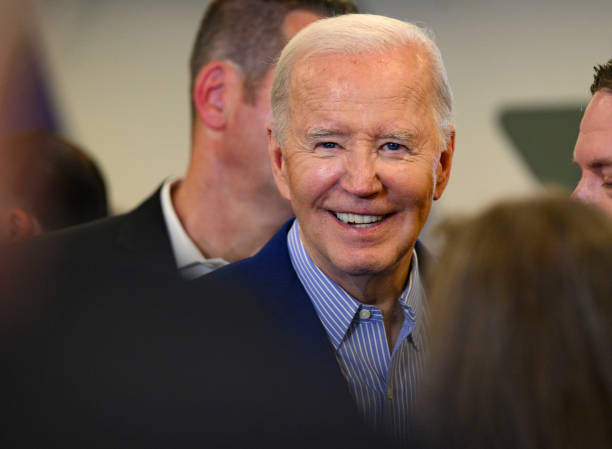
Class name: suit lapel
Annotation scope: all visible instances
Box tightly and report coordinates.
[245,220,340,357]
[414,239,432,280]
[237,221,357,407]
[116,186,178,274]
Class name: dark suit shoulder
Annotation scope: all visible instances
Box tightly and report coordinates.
[27,186,176,273]
[35,212,127,254]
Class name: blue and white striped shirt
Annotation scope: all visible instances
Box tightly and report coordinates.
[287,220,428,442]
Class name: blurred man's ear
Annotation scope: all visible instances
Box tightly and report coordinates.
[5,208,41,242]
[433,127,455,201]
[192,61,243,130]
[268,128,291,201]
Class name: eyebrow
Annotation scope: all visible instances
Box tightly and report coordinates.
[305,128,347,141]
[377,131,418,142]
[306,128,346,142]
[305,128,419,142]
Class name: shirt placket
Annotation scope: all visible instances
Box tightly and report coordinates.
[382,305,417,440]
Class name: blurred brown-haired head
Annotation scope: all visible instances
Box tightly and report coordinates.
[0,131,108,241]
[416,193,612,449]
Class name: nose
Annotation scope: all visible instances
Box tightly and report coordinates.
[339,149,383,198]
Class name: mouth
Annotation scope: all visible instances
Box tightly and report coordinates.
[332,211,386,228]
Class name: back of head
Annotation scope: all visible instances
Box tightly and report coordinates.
[416,193,612,449]
[0,131,108,232]
[590,59,612,95]
[189,0,357,115]
[270,13,453,145]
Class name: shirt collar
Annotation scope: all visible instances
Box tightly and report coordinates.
[160,177,228,273]
[287,220,425,350]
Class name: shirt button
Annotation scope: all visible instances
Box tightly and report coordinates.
[359,309,371,320]
[407,306,416,320]
[386,386,393,400]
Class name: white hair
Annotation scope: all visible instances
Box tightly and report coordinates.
[271,14,454,148]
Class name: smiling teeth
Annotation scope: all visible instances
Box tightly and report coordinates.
[334,212,384,227]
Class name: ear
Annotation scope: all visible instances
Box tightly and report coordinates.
[6,208,41,242]
[268,127,291,201]
[192,61,243,130]
[433,127,455,201]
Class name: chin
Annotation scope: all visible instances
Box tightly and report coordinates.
[331,255,393,277]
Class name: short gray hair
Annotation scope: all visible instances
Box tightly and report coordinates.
[271,14,454,147]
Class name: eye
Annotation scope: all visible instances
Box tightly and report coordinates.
[382,142,402,151]
[319,142,338,149]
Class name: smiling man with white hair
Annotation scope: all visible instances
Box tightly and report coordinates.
[202,13,455,443]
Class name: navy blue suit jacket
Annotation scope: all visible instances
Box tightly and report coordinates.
[200,219,363,432]
[201,219,430,444]
[204,219,429,354]
[203,219,338,363]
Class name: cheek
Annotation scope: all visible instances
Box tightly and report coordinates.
[381,162,436,204]
[287,157,343,203]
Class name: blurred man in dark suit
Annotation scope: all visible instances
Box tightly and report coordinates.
[43,0,357,279]
[1,257,370,448]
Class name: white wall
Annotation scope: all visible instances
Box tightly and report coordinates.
[30,0,612,217]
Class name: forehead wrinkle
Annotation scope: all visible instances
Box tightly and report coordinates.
[287,48,438,143]
[397,71,435,119]
[292,48,432,102]
[288,67,342,118]
[292,83,430,122]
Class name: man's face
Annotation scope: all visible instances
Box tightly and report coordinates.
[270,47,454,284]
[572,90,612,214]
[232,10,321,202]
